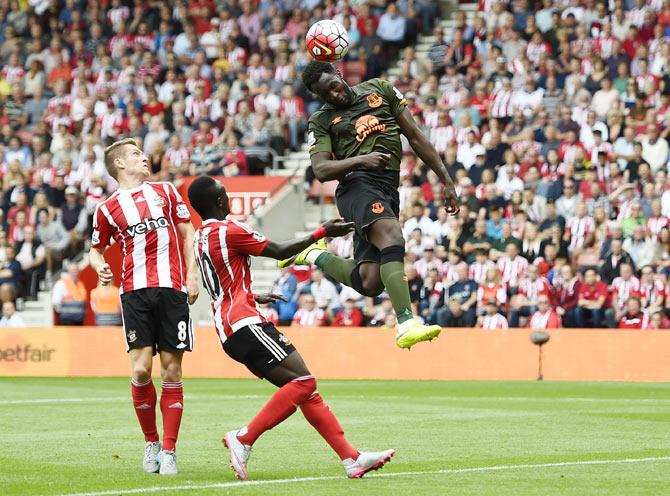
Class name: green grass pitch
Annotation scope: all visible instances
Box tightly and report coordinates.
[1,377,669,495]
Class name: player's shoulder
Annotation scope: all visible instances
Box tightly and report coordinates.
[309,106,335,125]
[356,77,390,92]
[146,181,177,195]
[94,190,121,211]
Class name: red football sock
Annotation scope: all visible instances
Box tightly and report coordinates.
[160,381,184,451]
[237,376,316,446]
[131,378,159,443]
[300,392,359,461]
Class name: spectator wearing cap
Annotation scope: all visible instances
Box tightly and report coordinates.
[478,299,508,329]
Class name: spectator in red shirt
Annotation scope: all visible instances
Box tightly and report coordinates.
[618,297,644,329]
[529,295,562,329]
[575,268,609,328]
[333,298,364,327]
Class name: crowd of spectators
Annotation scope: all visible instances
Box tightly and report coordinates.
[285,0,670,330]
[0,0,430,325]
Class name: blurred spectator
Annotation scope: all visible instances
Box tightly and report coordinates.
[36,209,70,279]
[52,264,87,326]
[618,297,644,329]
[437,264,477,327]
[529,295,562,329]
[90,281,122,326]
[605,263,640,328]
[15,225,46,300]
[0,301,25,327]
[291,294,326,327]
[332,298,364,327]
[575,268,609,328]
[309,268,340,314]
[478,299,509,329]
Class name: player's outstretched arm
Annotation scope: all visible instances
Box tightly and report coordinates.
[89,246,113,285]
[311,151,390,182]
[396,107,460,214]
[178,222,200,305]
[261,218,354,260]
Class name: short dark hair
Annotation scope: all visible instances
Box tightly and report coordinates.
[188,175,220,220]
[302,60,337,92]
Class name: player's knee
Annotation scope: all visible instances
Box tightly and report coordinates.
[361,278,385,297]
[132,365,152,383]
[161,362,182,382]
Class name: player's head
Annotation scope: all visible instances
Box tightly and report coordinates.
[104,138,149,181]
[188,175,229,220]
[302,60,354,107]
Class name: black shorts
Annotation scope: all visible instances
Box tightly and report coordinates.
[336,170,400,264]
[121,287,193,354]
[223,322,296,379]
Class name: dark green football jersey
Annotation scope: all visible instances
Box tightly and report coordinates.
[306,78,408,171]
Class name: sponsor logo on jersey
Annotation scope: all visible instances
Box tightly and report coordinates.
[367,92,383,108]
[355,115,387,142]
[371,202,385,214]
[126,217,169,236]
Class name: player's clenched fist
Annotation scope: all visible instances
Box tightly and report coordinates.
[444,182,460,215]
[321,218,356,237]
[359,152,390,172]
[97,262,113,285]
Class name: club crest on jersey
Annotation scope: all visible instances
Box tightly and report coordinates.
[126,217,169,236]
[355,115,386,142]
[127,330,137,343]
[371,202,385,214]
[154,195,166,208]
[367,92,383,108]
[278,333,292,346]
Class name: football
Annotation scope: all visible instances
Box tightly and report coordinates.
[305,20,350,62]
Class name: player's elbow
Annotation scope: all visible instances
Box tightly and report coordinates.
[312,164,329,182]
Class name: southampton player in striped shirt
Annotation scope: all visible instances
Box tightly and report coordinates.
[187,176,394,480]
[89,139,200,475]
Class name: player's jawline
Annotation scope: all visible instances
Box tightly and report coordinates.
[60,456,670,496]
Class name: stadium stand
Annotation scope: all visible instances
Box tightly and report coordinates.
[0,0,666,331]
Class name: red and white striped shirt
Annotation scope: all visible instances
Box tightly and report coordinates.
[640,279,666,308]
[194,218,269,341]
[92,182,191,294]
[429,126,456,154]
[490,89,514,118]
[480,313,508,329]
[107,6,130,25]
[611,276,641,311]
[48,94,73,113]
[518,277,552,302]
[292,308,326,327]
[497,256,528,286]
[647,215,669,241]
[469,260,495,284]
[414,258,443,279]
[184,96,212,123]
[566,216,595,252]
[529,309,561,329]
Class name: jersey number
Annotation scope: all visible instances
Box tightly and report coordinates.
[198,253,221,299]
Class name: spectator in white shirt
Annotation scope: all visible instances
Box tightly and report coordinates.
[0,301,25,327]
[309,268,340,312]
[457,130,486,170]
[402,203,434,240]
[495,161,524,200]
[641,123,669,174]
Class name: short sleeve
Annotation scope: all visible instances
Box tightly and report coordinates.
[377,78,408,117]
[167,183,191,224]
[307,115,332,156]
[91,204,112,249]
[228,220,268,256]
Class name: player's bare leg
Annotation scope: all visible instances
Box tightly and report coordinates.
[223,351,393,480]
[129,347,161,473]
[157,350,184,475]
[366,218,441,348]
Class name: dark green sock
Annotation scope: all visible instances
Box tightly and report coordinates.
[314,252,356,286]
[379,261,413,324]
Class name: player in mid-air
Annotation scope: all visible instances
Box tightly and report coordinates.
[279,60,460,349]
[187,176,395,480]
[89,138,199,475]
